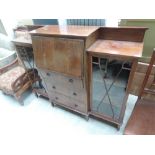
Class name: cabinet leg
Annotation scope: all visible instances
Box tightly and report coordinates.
[117,124,121,130]
[19,100,24,106]
[51,102,55,107]
[39,80,43,89]
[15,96,24,106]
[35,92,38,98]
[84,115,89,121]
[2,92,7,95]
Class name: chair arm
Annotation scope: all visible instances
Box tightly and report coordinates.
[11,68,41,92]
[0,58,18,75]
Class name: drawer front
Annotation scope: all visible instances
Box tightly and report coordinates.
[32,36,84,78]
[48,91,87,113]
[39,69,86,103]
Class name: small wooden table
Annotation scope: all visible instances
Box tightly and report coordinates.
[12,35,32,47]
[12,32,33,63]
[12,30,48,99]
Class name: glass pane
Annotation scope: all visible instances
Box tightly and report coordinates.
[92,57,131,120]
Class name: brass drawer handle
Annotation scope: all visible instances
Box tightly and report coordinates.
[69,79,73,83]
[52,86,56,89]
[46,72,50,76]
[73,92,77,96]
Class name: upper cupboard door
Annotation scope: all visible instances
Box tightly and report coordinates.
[32,36,84,78]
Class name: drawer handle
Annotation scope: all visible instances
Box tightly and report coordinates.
[69,79,73,83]
[55,97,59,100]
[74,104,78,107]
[52,86,56,89]
[46,72,50,76]
[73,92,77,96]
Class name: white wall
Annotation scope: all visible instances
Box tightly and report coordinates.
[16,19,34,26]
[1,19,17,38]
[105,19,120,27]
[0,20,7,34]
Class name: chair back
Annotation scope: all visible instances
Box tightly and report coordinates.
[139,49,155,99]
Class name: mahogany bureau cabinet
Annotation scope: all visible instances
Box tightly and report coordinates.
[30,25,147,128]
[30,25,99,118]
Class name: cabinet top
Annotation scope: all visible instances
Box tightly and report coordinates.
[87,39,144,58]
[30,25,99,37]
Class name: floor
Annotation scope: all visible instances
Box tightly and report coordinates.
[0,90,138,154]
[0,90,137,135]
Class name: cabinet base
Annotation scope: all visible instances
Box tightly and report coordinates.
[51,101,89,119]
[89,111,121,129]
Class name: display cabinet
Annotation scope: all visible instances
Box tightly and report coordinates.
[87,27,147,128]
[30,25,147,128]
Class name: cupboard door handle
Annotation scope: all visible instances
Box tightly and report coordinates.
[73,92,77,96]
[69,79,73,83]
[46,73,50,76]
[52,86,56,89]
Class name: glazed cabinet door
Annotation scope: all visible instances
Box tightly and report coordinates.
[32,36,84,78]
[90,56,131,121]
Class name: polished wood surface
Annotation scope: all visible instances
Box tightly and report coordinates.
[48,90,87,113]
[87,39,144,58]
[124,99,155,135]
[32,36,84,77]
[31,25,94,116]
[39,69,86,103]
[30,25,99,37]
[85,30,99,48]
[99,27,148,42]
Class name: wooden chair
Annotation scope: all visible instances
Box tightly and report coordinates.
[0,56,41,105]
[124,49,155,135]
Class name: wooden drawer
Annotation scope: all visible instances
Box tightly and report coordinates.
[48,91,87,113]
[39,69,86,102]
[32,36,84,77]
